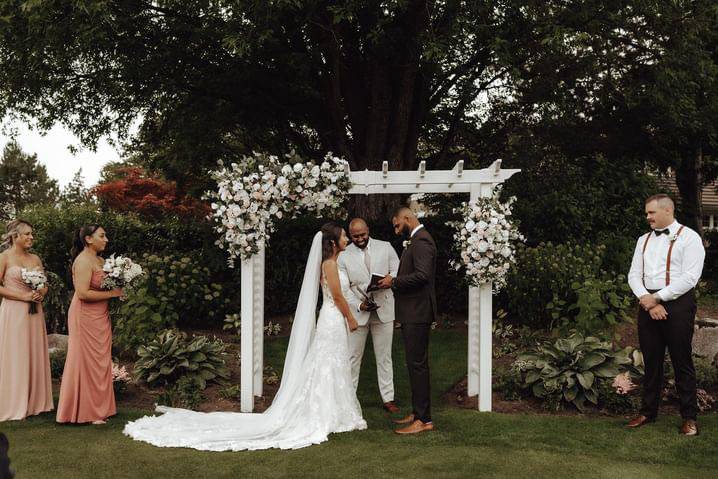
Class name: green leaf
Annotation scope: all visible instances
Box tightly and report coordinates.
[532,382,547,398]
[563,386,578,402]
[576,371,594,390]
[592,364,620,378]
[585,387,598,404]
[578,353,605,370]
[524,370,540,384]
[191,352,207,362]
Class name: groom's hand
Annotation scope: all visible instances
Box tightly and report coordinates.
[377,275,393,289]
[639,294,658,311]
[648,304,668,321]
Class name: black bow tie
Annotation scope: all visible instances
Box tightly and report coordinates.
[654,228,670,236]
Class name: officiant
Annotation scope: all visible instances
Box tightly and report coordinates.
[338,218,401,414]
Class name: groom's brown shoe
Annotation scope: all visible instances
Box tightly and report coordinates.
[626,415,654,428]
[383,401,400,414]
[680,419,698,436]
[395,420,434,435]
[392,414,414,425]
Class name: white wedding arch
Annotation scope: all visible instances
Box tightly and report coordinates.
[234,159,520,412]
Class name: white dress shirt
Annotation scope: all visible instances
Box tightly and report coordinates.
[410,224,424,238]
[628,221,705,302]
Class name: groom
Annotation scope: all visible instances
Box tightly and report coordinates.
[338,218,401,414]
[378,207,437,435]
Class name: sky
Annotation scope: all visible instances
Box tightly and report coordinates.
[0,120,122,188]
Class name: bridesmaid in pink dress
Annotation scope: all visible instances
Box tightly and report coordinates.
[57,225,123,425]
[0,219,53,421]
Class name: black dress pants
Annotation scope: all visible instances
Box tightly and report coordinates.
[638,289,698,420]
[401,323,431,423]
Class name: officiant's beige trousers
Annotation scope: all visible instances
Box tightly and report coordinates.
[349,312,394,403]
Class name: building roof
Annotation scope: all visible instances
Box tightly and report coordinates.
[655,173,718,213]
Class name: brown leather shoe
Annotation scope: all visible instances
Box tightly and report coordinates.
[680,419,698,436]
[392,414,415,425]
[395,419,434,435]
[626,415,654,428]
[383,401,400,414]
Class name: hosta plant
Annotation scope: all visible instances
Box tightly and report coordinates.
[514,333,632,411]
[134,329,230,389]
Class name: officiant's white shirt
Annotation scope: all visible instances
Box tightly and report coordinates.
[628,221,705,302]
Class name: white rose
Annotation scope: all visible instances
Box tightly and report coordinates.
[477,241,489,253]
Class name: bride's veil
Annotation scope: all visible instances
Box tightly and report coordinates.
[263,231,322,412]
[124,231,325,445]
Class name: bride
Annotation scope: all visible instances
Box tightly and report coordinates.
[124,223,367,451]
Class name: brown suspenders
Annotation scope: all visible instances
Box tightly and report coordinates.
[641,225,685,287]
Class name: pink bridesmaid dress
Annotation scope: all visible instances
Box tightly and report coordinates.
[0,266,54,421]
[57,269,116,423]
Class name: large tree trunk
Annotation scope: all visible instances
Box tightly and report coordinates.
[675,143,704,237]
[308,1,433,222]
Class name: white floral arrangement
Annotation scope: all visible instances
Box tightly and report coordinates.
[101,255,144,292]
[450,187,524,291]
[21,268,47,314]
[206,151,352,265]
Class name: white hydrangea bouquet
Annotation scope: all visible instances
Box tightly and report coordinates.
[101,255,144,298]
[450,187,524,291]
[206,151,351,265]
[21,268,47,314]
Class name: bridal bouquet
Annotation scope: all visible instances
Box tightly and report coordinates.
[21,268,47,314]
[450,187,524,291]
[101,255,144,297]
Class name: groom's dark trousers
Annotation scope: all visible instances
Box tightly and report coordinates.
[638,289,698,420]
[393,227,437,424]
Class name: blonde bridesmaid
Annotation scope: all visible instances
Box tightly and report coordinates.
[57,225,122,425]
[0,219,53,421]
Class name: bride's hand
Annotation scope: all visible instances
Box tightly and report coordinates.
[347,316,358,332]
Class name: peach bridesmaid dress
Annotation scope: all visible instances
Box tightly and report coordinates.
[0,266,54,421]
[57,269,116,423]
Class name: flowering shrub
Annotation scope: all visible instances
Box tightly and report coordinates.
[450,187,523,291]
[112,362,132,395]
[264,321,282,336]
[93,166,209,220]
[112,253,229,355]
[206,151,351,264]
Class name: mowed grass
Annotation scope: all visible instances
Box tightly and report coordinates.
[3,330,718,479]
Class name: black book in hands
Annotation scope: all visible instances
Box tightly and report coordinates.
[366,273,385,293]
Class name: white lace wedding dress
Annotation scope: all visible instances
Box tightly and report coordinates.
[123,233,367,451]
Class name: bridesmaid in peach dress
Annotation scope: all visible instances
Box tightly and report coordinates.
[57,225,123,425]
[0,219,53,421]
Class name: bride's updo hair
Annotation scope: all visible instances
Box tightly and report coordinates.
[1,219,33,252]
[321,222,344,261]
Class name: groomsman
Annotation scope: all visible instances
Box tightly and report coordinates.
[338,218,401,413]
[627,194,705,435]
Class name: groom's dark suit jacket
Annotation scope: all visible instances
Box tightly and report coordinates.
[392,227,437,324]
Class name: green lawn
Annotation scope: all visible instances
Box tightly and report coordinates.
[3,330,718,479]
